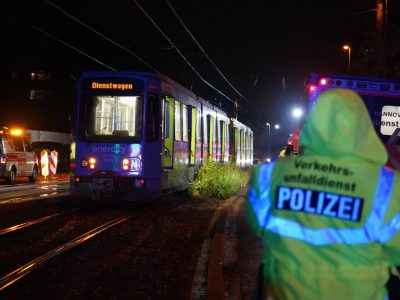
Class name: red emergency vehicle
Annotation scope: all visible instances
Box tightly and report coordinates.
[279,128,300,158]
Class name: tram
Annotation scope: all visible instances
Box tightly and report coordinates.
[70,71,253,199]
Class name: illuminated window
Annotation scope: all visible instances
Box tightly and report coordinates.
[29,90,49,100]
[225,123,229,148]
[240,130,244,158]
[203,114,208,145]
[196,109,201,143]
[30,71,51,80]
[93,96,142,137]
[174,101,181,141]
[213,119,217,148]
[182,104,188,141]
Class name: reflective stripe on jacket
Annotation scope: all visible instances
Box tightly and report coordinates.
[248,162,399,246]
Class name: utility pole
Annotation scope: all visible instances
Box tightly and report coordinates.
[376,0,387,76]
[376,0,383,33]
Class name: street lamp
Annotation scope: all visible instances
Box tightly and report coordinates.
[266,122,271,158]
[291,108,303,131]
[266,123,280,159]
[292,108,302,118]
[343,45,351,74]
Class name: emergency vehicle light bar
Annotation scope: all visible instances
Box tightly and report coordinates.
[316,76,400,95]
[10,128,23,136]
[0,127,24,136]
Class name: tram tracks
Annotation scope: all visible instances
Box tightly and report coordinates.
[0,210,78,236]
[0,196,188,295]
[0,214,130,291]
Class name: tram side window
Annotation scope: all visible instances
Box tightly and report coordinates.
[219,120,227,148]
[245,132,249,159]
[214,119,218,150]
[240,130,243,157]
[182,104,188,142]
[196,109,201,143]
[175,101,181,141]
[203,114,208,145]
[146,93,159,142]
[250,133,253,156]
[225,123,229,149]
[219,120,224,146]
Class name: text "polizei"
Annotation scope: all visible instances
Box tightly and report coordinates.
[276,186,364,222]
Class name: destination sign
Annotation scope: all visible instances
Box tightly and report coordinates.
[91,82,133,91]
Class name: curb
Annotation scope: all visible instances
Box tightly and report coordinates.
[220,198,242,298]
[190,190,245,300]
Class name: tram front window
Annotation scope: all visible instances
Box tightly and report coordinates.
[79,95,143,142]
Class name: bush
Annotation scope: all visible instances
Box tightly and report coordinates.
[189,159,249,199]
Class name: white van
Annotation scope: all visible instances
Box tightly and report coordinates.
[0,129,39,184]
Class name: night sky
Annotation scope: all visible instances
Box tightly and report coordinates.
[0,0,397,154]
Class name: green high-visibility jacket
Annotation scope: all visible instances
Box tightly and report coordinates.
[247,89,400,300]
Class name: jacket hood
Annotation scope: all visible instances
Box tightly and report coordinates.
[299,88,388,164]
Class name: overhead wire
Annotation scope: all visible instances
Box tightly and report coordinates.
[45,0,160,74]
[1,9,116,71]
[7,1,246,111]
[320,8,377,23]
[131,0,241,108]
[46,0,240,109]
[165,0,250,103]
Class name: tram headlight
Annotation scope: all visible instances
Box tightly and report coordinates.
[88,158,96,169]
[122,157,141,172]
[122,158,129,170]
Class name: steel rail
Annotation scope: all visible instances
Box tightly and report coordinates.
[0,214,131,291]
[0,209,79,236]
[0,213,61,236]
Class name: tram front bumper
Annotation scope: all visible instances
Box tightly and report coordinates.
[70,174,149,199]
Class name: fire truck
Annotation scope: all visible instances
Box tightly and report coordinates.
[306,73,400,169]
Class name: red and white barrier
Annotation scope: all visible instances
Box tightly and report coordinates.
[49,150,58,177]
[40,150,49,178]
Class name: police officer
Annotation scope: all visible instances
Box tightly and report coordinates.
[247,89,400,300]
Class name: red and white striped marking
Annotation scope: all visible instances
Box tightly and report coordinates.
[40,150,49,177]
[49,150,58,176]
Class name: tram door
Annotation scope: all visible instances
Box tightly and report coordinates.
[162,97,174,169]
